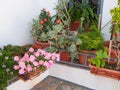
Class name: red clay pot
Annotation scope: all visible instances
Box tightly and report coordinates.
[34,38,50,49]
[89,63,120,80]
[70,20,79,31]
[78,50,96,65]
[60,51,71,62]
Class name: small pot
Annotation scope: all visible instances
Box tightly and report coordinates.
[78,50,95,65]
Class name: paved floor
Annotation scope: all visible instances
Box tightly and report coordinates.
[31,76,93,90]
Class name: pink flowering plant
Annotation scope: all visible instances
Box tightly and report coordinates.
[13,47,60,75]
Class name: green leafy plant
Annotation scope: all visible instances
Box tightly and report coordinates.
[88,49,108,67]
[0,47,18,90]
[110,6,120,33]
[67,0,98,30]
[0,44,32,89]
[77,25,104,51]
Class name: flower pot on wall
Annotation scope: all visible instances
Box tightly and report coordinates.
[103,41,118,59]
[18,73,30,82]
[18,68,42,82]
[70,20,79,31]
[78,50,95,65]
[60,51,71,62]
[34,38,50,49]
[89,63,120,80]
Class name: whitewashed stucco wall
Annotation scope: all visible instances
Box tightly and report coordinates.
[0,0,58,47]
[101,0,118,40]
[0,0,118,47]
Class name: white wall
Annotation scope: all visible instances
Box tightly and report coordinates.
[0,0,58,47]
[101,0,118,40]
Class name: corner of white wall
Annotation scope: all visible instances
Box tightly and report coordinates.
[101,0,118,40]
[0,0,58,47]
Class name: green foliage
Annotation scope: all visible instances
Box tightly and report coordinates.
[0,46,17,89]
[67,0,98,29]
[0,44,31,89]
[78,25,104,51]
[31,9,54,41]
[88,49,108,67]
[110,6,120,32]
[118,0,120,5]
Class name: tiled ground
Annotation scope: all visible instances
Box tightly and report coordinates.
[31,76,93,90]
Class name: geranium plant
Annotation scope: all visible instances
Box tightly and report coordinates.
[31,8,53,42]
[13,47,60,76]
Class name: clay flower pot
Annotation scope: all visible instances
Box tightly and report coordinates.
[60,51,71,62]
[18,73,30,82]
[89,61,120,80]
[34,38,50,49]
[78,50,95,65]
[70,20,79,31]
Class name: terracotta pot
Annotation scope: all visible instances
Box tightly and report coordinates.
[78,50,95,65]
[70,20,79,31]
[89,63,120,80]
[103,41,110,47]
[32,44,42,49]
[34,38,50,49]
[29,68,41,80]
[60,51,71,62]
[106,47,118,59]
[18,68,42,81]
[18,73,30,82]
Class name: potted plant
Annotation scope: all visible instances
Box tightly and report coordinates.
[45,0,82,62]
[77,25,104,65]
[13,47,60,81]
[88,48,120,80]
[67,0,98,31]
[104,0,120,59]
[88,0,120,80]
[31,8,54,48]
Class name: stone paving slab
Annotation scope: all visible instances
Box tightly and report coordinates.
[31,76,93,90]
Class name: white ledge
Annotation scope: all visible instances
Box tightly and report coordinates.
[7,63,120,90]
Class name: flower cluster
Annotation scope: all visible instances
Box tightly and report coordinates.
[13,47,60,75]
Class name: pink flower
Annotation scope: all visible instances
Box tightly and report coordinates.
[19,69,25,75]
[51,53,57,60]
[14,56,19,62]
[43,61,49,69]
[47,11,50,16]
[19,62,26,69]
[49,60,54,67]
[44,52,51,60]
[33,61,39,66]
[33,67,37,71]
[26,65,32,72]
[23,53,29,62]
[34,52,40,57]
[38,49,45,55]
[39,60,44,65]
[29,47,34,53]
[13,65,19,70]
[29,55,36,62]
[56,54,60,61]
[41,8,46,11]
